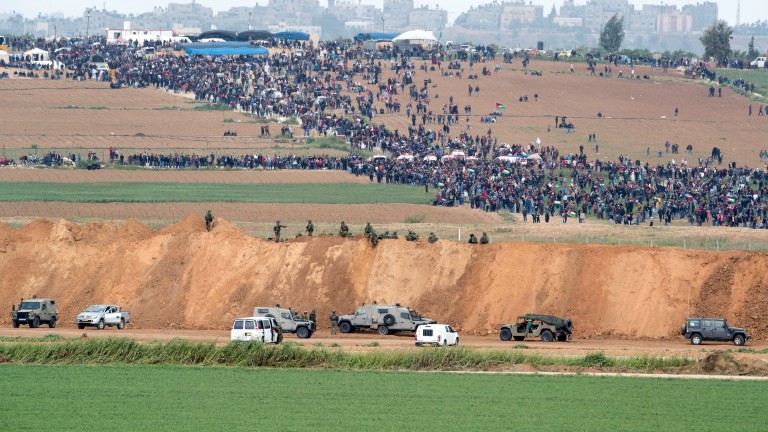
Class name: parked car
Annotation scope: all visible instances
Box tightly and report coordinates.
[11,297,58,328]
[680,318,751,346]
[76,304,131,330]
[252,306,315,338]
[337,303,435,335]
[415,324,459,347]
[231,316,282,343]
[499,314,573,342]
[749,57,766,69]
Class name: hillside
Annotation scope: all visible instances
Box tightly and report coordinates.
[1,218,766,339]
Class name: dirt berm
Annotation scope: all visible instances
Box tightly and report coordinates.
[1,217,767,339]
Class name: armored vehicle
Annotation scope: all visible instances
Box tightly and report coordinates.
[499,314,573,342]
[337,303,436,335]
[253,306,316,338]
[681,318,751,346]
[11,297,58,328]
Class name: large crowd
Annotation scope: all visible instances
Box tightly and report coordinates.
[3,35,768,229]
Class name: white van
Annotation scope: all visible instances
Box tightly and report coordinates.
[231,316,282,343]
[415,324,459,347]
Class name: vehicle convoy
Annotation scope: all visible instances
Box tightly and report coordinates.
[231,316,282,343]
[499,314,573,342]
[337,303,436,335]
[415,324,459,347]
[680,318,751,346]
[252,306,315,338]
[76,304,131,330]
[11,297,58,328]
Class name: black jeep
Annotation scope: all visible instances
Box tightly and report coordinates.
[680,318,751,346]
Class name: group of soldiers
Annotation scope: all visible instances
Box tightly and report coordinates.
[468,232,490,244]
[205,213,490,245]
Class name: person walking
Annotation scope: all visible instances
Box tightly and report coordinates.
[306,220,314,236]
[204,210,214,232]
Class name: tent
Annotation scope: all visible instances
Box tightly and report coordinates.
[392,30,437,50]
[396,154,414,161]
[236,30,274,42]
[197,30,238,41]
[183,42,269,56]
[23,48,49,62]
[0,49,9,64]
[273,31,309,41]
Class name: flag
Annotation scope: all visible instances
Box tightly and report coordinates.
[495,103,505,110]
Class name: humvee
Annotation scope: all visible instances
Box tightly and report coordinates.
[252,306,316,338]
[499,314,573,342]
[337,303,435,335]
[11,297,58,328]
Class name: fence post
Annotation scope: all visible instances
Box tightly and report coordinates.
[458,228,461,242]
[683,238,686,250]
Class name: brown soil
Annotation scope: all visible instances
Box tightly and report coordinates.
[2,217,768,341]
[1,61,765,165]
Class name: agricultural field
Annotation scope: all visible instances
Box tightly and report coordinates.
[0,363,765,431]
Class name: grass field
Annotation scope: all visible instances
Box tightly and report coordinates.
[715,68,768,99]
[0,182,430,204]
[0,364,764,431]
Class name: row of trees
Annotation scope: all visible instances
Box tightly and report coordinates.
[599,13,758,66]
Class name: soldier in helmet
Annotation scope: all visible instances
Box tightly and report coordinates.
[204,210,214,232]
[306,220,314,236]
[364,222,373,237]
[428,232,438,243]
[339,221,349,237]
[273,220,287,242]
[480,232,490,244]
[329,309,338,335]
[468,233,478,244]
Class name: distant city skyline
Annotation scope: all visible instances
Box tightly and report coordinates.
[3,0,767,25]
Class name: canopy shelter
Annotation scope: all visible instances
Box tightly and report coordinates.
[273,31,309,41]
[23,48,49,62]
[197,30,238,41]
[236,30,274,42]
[392,30,437,50]
[182,42,269,56]
[354,32,399,42]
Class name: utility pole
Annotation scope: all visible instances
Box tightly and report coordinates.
[86,10,92,41]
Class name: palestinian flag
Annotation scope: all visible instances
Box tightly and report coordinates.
[495,103,506,110]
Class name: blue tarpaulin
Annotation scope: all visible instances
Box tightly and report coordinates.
[182,42,269,56]
[273,31,310,41]
[354,32,399,41]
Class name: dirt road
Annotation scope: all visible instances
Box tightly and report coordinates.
[2,327,766,359]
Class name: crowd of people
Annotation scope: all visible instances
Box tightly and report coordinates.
[4,35,768,229]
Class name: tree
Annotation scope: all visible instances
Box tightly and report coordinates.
[700,20,733,66]
[600,14,625,53]
[748,35,759,59]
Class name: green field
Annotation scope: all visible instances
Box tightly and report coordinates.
[0,364,764,431]
[715,68,768,98]
[0,182,430,204]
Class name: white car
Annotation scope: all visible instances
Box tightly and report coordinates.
[415,324,459,347]
[231,317,281,343]
[750,57,766,68]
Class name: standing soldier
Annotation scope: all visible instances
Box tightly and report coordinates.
[364,222,373,237]
[339,221,349,237]
[273,220,286,242]
[302,311,308,320]
[480,232,490,244]
[329,309,338,335]
[306,220,314,236]
[309,309,316,325]
[204,210,214,232]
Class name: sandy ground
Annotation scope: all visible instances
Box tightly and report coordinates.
[2,61,766,165]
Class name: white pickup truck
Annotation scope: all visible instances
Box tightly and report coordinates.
[77,304,131,330]
[750,57,766,69]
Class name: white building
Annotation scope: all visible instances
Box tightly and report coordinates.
[106,22,174,45]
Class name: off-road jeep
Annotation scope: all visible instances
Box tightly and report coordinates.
[681,318,751,346]
[11,297,58,328]
[253,306,316,338]
[499,314,573,342]
[337,303,436,335]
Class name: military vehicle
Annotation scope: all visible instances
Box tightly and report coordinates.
[499,314,573,342]
[681,318,751,346]
[253,306,316,338]
[337,303,435,335]
[11,297,58,328]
